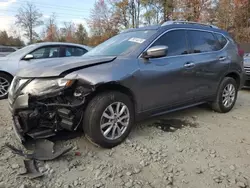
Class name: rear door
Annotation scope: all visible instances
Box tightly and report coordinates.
[186,30,229,99]
[138,29,199,111]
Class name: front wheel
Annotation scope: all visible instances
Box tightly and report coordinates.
[0,73,12,100]
[210,77,238,113]
[83,91,135,148]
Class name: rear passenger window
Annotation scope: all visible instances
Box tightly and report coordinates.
[188,30,220,53]
[151,30,188,56]
[65,46,87,57]
[215,33,227,48]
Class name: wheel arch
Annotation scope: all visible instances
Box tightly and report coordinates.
[224,71,241,88]
[0,71,14,80]
[88,82,138,113]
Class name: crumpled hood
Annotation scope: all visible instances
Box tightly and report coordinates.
[16,56,116,78]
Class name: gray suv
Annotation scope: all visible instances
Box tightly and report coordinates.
[8,21,245,148]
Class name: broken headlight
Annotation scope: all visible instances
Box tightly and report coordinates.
[21,78,74,96]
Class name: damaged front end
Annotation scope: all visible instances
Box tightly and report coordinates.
[8,76,93,143]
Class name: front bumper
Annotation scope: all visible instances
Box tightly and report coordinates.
[8,94,29,114]
[8,91,85,142]
[12,116,25,143]
[9,94,31,142]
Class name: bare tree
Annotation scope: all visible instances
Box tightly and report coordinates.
[15,2,43,44]
[128,0,141,28]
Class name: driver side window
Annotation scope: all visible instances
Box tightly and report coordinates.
[151,30,188,57]
[31,46,60,59]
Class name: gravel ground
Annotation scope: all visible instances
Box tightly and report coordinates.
[0,90,250,188]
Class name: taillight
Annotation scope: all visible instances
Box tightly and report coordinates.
[237,44,244,57]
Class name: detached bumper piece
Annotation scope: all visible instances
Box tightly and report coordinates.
[5,139,72,161]
[19,160,43,179]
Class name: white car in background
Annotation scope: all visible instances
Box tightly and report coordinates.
[0,46,19,57]
[0,42,91,99]
[244,53,250,87]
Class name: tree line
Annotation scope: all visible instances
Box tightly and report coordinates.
[1,0,250,47]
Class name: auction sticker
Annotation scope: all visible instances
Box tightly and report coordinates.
[128,37,145,44]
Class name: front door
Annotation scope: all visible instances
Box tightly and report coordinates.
[19,45,62,69]
[138,29,198,112]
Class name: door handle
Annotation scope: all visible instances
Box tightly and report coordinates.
[184,62,195,68]
[218,56,226,61]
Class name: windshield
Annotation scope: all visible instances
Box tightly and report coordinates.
[85,30,156,56]
[6,44,37,58]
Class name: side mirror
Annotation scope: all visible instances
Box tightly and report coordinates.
[143,45,168,59]
[23,54,34,60]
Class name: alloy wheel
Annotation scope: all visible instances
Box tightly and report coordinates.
[222,83,236,108]
[0,77,10,97]
[100,102,130,140]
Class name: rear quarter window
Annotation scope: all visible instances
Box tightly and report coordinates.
[215,33,228,49]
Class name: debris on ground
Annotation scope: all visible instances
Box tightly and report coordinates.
[19,160,43,179]
[5,139,72,160]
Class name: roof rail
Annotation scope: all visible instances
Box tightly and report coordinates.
[161,20,218,29]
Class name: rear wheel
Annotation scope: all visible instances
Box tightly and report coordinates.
[0,73,12,100]
[211,77,238,113]
[83,91,134,148]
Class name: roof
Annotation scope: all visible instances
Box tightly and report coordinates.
[122,21,228,36]
[121,25,160,33]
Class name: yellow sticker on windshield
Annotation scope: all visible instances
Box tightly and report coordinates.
[128,37,145,44]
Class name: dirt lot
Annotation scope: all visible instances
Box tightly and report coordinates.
[0,90,250,188]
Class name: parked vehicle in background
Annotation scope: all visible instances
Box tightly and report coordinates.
[0,46,18,57]
[243,53,250,87]
[8,21,244,148]
[0,42,91,99]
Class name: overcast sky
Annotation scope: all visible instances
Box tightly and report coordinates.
[0,0,95,40]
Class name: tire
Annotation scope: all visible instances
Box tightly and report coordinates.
[0,73,12,100]
[83,91,135,148]
[211,77,238,113]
